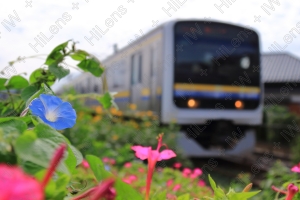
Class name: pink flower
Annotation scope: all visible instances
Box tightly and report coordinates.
[131,134,176,200]
[122,175,137,184]
[103,157,110,163]
[138,168,145,173]
[0,165,43,200]
[124,162,132,168]
[198,180,206,187]
[166,179,173,187]
[182,168,192,177]
[291,163,300,173]
[173,162,182,169]
[0,143,67,200]
[271,183,299,200]
[109,159,116,165]
[173,184,181,191]
[190,168,203,178]
[82,160,90,169]
[193,168,203,176]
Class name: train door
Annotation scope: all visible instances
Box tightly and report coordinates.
[130,53,143,105]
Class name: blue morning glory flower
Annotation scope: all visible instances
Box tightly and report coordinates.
[29,94,76,130]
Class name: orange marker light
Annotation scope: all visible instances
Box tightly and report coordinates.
[235,100,244,109]
[188,99,198,108]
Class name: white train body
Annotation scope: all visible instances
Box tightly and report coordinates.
[65,19,263,155]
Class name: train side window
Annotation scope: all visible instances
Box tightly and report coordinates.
[111,61,125,88]
[131,54,142,84]
[150,48,154,77]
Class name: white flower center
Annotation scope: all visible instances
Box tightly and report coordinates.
[45,110,58,122]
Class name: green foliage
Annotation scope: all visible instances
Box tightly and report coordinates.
[206,175,260,200]
[62,99,191,168]
[263,105,300,145]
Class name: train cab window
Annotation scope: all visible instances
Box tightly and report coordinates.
[131,54,142,84]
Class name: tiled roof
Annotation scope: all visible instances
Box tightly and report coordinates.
[262,53,300,83]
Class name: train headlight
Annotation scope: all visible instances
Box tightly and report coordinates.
[235,100,244,109]
[187,99,199,108]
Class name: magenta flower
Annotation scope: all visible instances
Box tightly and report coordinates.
[131,134,176,200]
[291,163,300,173]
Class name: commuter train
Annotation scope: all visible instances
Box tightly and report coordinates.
[61,19,263,156]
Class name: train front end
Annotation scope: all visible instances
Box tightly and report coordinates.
[161,20,263,155]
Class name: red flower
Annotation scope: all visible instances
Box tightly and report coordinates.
[271,183,299,200]
[131,134,176,200]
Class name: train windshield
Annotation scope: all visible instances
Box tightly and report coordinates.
[173,21,260,110]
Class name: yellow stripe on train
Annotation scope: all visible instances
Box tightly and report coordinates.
[174,83,260,93]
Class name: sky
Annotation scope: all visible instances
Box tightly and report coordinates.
[0,0,299,89]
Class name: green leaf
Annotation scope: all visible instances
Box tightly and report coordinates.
[208,175,227,200]
[77,58,104,77]
[86,155,143,200]
[48,63,70,80]
[227,191,261,200]
[208,174,217,191]
[69,145,83,166]
[35,123,81,170]
[0,118,27,135]
[177,193,190,200]
[99,92,113,109]
[29,68,56,86]
[21,85,39,101]
[45,40,70,65]
[5,75,29,89]
[70,50,89,61]
[0,78,7,90]
[15,130,70,174]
